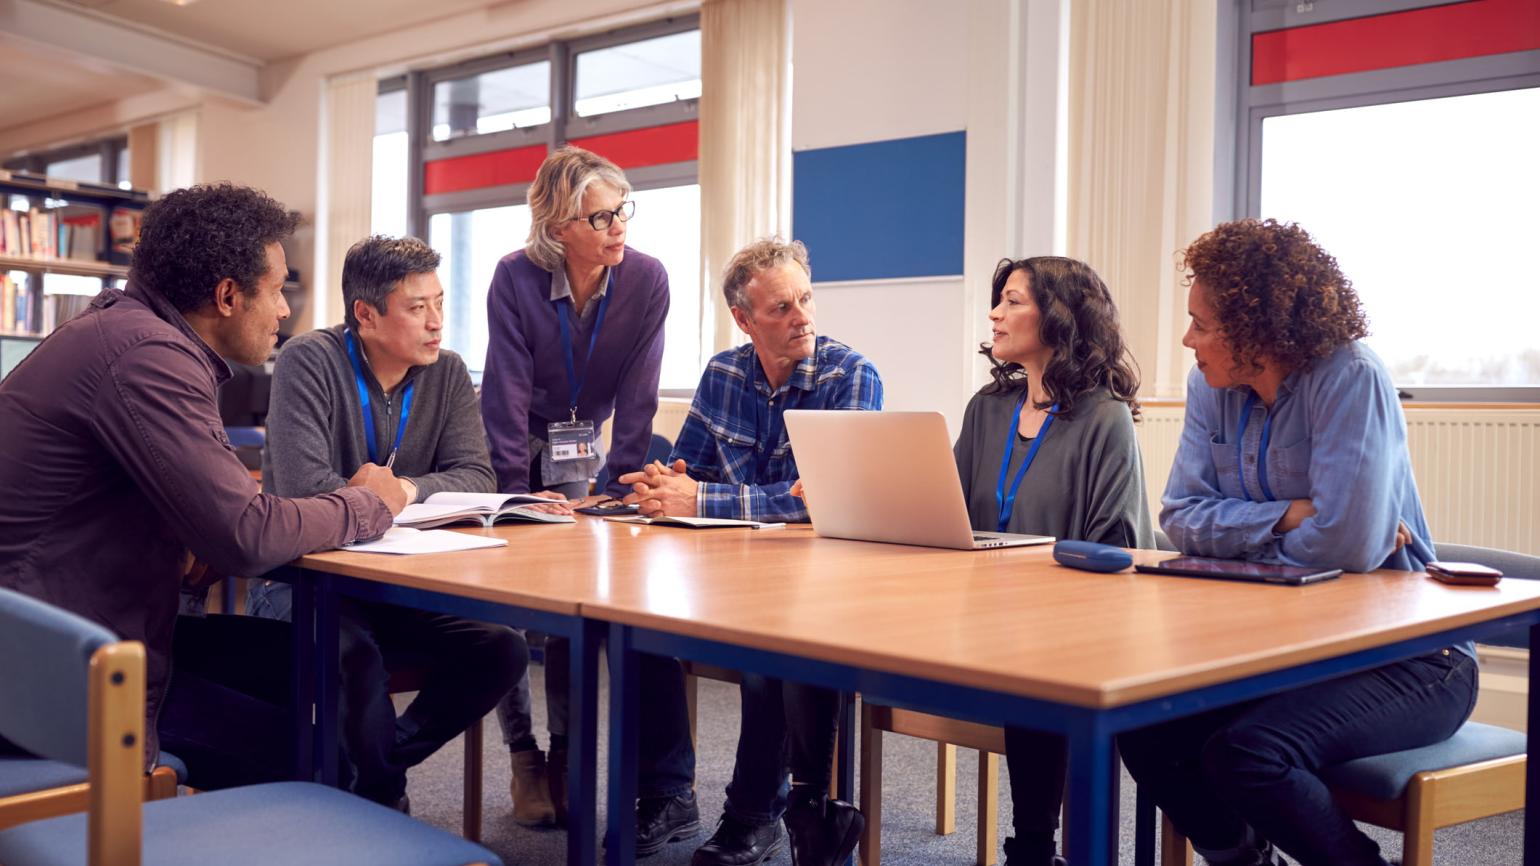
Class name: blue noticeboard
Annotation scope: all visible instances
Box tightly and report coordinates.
[792,131,966,283]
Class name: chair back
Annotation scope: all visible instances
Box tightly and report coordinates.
[0,588,118,766]
[1435,544,1540,649]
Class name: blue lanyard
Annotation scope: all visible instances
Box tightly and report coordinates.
[995,392,1058,533]
[1236,391,1276,502]
[555,272,612,421]
[344,329,414,465]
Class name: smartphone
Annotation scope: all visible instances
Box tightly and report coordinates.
[1427,561,1503,586]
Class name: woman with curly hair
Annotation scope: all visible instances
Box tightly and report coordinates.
[1119,219,1470,866]
[952,256,1153,866]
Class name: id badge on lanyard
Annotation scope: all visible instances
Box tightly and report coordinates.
[546,419,596,462]
[546,277,611,476]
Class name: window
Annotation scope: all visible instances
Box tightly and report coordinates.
[397,16,703,387]
[3,137,130,189]
[574,30,702,118]
[432,62,552,141]
[1259,88,1540,388]
[428,205,532,370]
[372,83,409,237]
[623,184,702,388]
[1225,0,1540,397]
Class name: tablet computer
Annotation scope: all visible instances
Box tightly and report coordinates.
[1134,556,1342,586]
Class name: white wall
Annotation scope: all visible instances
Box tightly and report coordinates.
[790,0,1067,437]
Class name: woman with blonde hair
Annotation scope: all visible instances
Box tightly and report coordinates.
[481,146,694,844]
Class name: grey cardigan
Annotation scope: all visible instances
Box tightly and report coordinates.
[953,385,1154,548]
[263,325,497,500]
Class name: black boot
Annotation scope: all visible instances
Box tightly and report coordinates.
[1001,834,1064,866]
[692,813,785,866]
[782,786,865,866]
[635,792,701,857]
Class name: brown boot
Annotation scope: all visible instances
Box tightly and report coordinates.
[510,749,556,827]
[548,747,569,826]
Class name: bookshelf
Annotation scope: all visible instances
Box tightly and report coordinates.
[0,170,148,355]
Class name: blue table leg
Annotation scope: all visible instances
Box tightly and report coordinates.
[568,618,602,866]
[1065,714,1116,866]
[315,571,341,787]
[837,691,856,802]
[606,623,641,866]
[1134,778,1155,866]
[1527,621,1539,866]
[288,567,315,782]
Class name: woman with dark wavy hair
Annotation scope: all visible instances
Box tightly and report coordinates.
[1119,219,1467,866]
[953,255,1153,866]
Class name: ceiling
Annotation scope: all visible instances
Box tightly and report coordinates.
[0,35,165,130]
[57,0,517,63]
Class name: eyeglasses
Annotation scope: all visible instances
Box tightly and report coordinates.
[570,199,635,230]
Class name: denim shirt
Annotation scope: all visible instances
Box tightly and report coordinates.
[1161,341,1436,575]
[671,336,884,521]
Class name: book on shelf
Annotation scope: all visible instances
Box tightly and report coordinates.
[109,208,141,255]
[394,491,577,528]
[1,273,33,334]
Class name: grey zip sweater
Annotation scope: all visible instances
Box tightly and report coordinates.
[262,324,496,501]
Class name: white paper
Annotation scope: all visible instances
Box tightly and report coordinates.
[344,526,508,555]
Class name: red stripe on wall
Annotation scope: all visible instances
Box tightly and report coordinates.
[568,120,699,170]
[423,143,548,196]
[1252,0,1540,86]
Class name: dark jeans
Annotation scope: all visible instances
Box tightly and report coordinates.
[158,613,295,791]
[1003,727,1068,841]
[635,653,698,799]
[1119,649,1478,866]
[336,597,526,803]
[724,673,843,824]
[247,579,527,804]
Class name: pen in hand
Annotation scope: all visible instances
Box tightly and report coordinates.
[385,449,398,471]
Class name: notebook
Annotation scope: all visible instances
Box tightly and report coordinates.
[395,492,576,528]
[344,526,510,555]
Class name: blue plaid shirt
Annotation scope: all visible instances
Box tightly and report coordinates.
[672,336,884,521]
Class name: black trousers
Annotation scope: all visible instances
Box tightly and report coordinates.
[157,613,297,791]
[336,597,527,803]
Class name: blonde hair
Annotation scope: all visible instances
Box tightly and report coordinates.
[720,237,811,310]
[525,146,632,272]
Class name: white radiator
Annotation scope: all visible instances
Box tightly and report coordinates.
[1135,403,1540,557]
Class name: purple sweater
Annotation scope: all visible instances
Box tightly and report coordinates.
[481,246,668,497]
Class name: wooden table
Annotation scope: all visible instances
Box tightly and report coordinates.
[291,520,1540,866]
[581,524,1540,866]
[292,518,622,866]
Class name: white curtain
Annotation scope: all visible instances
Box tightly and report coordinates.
[1067,0,1215,398]
[699,0,793,354]
[316,71,376,332]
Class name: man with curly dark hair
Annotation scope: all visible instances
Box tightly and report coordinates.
[1119,219,1469,866]
[0,183,408,792]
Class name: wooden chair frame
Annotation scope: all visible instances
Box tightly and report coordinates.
[1158,754,1527,866]
[0,765,176,832]
[859,704,1004,866]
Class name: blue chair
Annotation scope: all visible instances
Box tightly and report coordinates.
[0,587,502,866]
[1159,544,1538,866]
[0,751,181,832]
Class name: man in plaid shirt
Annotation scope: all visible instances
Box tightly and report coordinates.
[621,237,882,866]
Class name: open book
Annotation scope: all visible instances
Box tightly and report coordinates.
[604,515,785,530]
[395,492,577,528]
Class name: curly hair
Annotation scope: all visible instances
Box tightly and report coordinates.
[1182,218,1368,376]
[979,256,1141,421]
[130,183,299,313]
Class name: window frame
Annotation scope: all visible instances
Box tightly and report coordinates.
[1217,0,1540,402]
[378,15,702,381]
[3,136,130,188]
[400,14,700,237]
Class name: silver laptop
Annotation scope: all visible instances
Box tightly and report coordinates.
[783,410,1055,550]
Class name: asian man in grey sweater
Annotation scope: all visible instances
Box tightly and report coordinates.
[250,235,528,809]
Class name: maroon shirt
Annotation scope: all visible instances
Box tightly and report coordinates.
[0,280,391,767]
